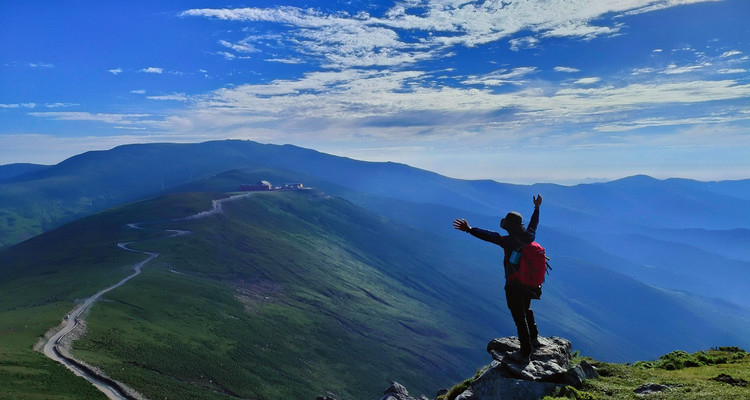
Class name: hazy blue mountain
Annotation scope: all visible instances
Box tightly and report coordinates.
[2,140,749,248]
[2,183,749,398]
[0,163,49,182]
[1,139,748,308]
[1,140,749,358]
[158,168,750,360]
[3,154,750,398]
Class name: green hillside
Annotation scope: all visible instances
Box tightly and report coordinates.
[437,347,750,400]
[0,189,499,399]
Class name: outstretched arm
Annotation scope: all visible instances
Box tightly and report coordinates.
[454,218,505,245]
[453,218,471,232]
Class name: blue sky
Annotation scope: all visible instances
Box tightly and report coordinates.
[1,0,749,184]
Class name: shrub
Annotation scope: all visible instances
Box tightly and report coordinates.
[633,348,740,371]
[543,386,601,400]
[436,366,489,400]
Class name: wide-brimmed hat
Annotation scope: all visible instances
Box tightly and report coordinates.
[500,211,523,230]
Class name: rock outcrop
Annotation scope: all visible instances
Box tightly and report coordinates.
[377,337,597,400]
[379,382,428,400]
[454,336,598,400]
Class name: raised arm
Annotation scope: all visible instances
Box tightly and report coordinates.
[526,194,542,236]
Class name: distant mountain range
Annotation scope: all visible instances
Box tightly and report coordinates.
[1,140,749,399]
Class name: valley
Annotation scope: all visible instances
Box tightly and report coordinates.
[1,140,749,399]
[39,193,255,399]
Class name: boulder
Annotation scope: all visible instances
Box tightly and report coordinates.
[633,383,671,395]
[455,365,559,400]
[380,382,418,400]
[378,337,598,400]
[489,337,571,382]
[451,337,599,400]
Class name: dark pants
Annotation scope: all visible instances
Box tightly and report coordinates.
[505,284,539,355]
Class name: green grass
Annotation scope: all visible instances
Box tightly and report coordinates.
[0,351,106,400]
[70,191,481,399]
[434,349,750,400]
[1,190,492,399]
[4,189,750,400]
[542,348,750,400]
[0,193,219,399]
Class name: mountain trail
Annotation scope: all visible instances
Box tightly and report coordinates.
[39,192,255,400]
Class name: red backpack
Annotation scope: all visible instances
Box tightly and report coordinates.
[508,242,550,287]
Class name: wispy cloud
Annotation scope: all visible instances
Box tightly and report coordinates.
[266,58,305,64]
[138,71,750,144]
[182,1,721,68]
[44,103,78,108]
[462,67,538,86]
[28,111,153,125]
[720,50,742,58]
[555,66,580,73]
[717,68,747,74]
[509,37,540,51]
[0,103,36,109]
[663,63,709,74]
[147,93,189,102]
[574,77,601,85]
[219,39,257,53]
[109,68,122,75]
[29,62,54,68]
[140,67,163,74]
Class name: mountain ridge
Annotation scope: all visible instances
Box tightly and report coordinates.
[2,140,750,398]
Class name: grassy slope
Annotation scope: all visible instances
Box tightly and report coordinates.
[73,190,491,399]
[1,190,497,399]
[436,348,750,400]
[0,193,248,399]
[576,348,750,400]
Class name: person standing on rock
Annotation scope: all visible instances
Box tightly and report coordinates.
[453,194,543,359]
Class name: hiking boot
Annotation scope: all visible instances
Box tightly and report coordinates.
[510,349,531,363]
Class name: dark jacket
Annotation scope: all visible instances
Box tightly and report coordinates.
[468,207,540,280]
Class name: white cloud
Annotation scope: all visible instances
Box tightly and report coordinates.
[555,66,580,73]
[219,39,257,53]
[181,0,721,69]
[623,0,721,16]
[266,58,305,64]
[29,62,54,68]
[462,67,538,86]
[652,48,663,53]
[160,67,750,145]
[140,67,163,74]
[28,111,153,125]
[663,63,707,74]
[631,67,657,76]
[131,89,146,94]
[44,103,78,108]
[219,51,236,60]
[147,93,189,102]
[509,37,540,51]
[574,77,601,85]
[594,114,750,132]
[717,68,747,74]
[109,68,122,75]
[720,50,742,58]
[0,103,36,109]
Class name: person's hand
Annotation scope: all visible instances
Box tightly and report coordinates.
[453,218,471,232]
[533,194,543,208]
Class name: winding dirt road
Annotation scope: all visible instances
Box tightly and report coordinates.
[40,193,254,400]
